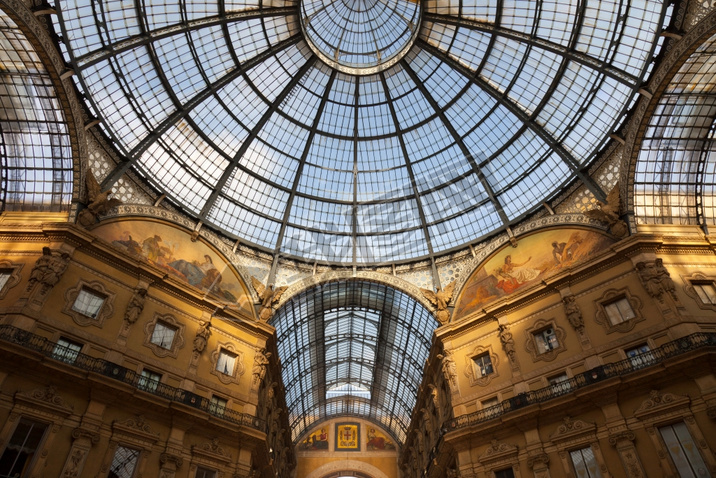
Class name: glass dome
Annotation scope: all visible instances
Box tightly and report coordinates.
[53,0,670,265]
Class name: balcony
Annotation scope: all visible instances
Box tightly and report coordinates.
[448,332,716,431]
[0,324,265,432]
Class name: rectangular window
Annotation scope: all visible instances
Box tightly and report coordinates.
[137,369,162,393]
[570,446,602,478]
[0,418,48,478]
[473,353,494,378]
[481,396,499,409]
[72,287,105,318]
[52,337,83,364]
[548,372,571,394]
[533,328,559,354]
[693,282,716,305]
[626,344,653,369]
[659,422,710,476]
[216,349,236,375]
[109,445,140,478]
[0,270,11,291]
[494,468,515,478]
[150,322,177,350]
[195,466,217,478]
[603,297,636,324]
[209,395,227,417]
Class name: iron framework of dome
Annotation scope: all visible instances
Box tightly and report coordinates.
[52,0,671,266]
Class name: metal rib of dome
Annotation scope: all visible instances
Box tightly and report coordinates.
[270,280,437,444]
[53,0,671,265]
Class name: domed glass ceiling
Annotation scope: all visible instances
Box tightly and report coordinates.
[53,0,670,265]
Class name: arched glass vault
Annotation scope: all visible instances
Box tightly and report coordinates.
[50,0,672,265]
[271,280,437,444]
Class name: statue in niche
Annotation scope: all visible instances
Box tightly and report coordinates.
[251,277,288,322]
[421,281,456,326]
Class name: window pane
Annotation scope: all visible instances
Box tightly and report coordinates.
[52,337,82,363]
[473,353,493,377]
[196,467,217,478]
[109,446,140,478]
[0,418,48,477]
[694,283,716,304]
[0,271,11,290]
[534,328,558,353]
[659,422,709,477]
[150,322,176,349]
[570,447,601,478]
[72,288,105,318]
[210,396,227,416]
[216,350,236,375]
[138,369,161,392]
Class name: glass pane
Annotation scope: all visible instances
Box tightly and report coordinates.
[216,350,236,374]
[109,446,140,478]
[72,288,105,318]
[150,322,176,349]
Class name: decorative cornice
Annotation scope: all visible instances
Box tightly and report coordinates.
[634,390,690,419]
[608,430,636,446]
[15,385,73,416]
[72,427,100,444]
[549,416,596,443]
[112,415,160,443]
[191,438,232,463]
[478,439,518,463]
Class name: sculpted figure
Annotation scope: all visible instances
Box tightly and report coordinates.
[253,348,272,386]
[420,281,456,326]
[27,247,70,293]
[562,295,584,330]
[499,324,516,361]
[251,277,288,322]
[77,169,122,227]
[584,184,628,237]
[437,349,457,389]
[124,288,147,325]
[193,319,212,353]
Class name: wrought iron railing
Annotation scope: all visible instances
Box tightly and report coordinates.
[448,332,716,431]
[0,324,266,432]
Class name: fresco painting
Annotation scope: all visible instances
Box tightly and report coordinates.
[298,427,329,451]
[94,220,252,315]
[454,229,614,318]
[366,427,396,450]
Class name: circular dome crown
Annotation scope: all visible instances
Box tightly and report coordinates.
[300,0,420,74]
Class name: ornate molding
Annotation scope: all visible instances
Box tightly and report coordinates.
[478,439,518,463]
[191,438,232,464]
[634,390,690,419]
[112,415,160,445]
[524,318,567,363]
[549,416,596,443]
[72,427,100,444]
[681,272,716,311]
[463,344,499,387]
[15,385,73,416]
[210,341,245,385]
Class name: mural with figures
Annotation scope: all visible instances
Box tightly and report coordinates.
[454,228,614,319]
[93,219,253,316]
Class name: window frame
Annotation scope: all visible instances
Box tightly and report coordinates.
[209,395,228,417]
[62,280,116,327]
[52,337,83,364]
[143,313,185,358]
[525,319,566,363]
[625,343,654,369]
[0,417,49,478]
[595,288,643,334]
[210,342,244,385]
[0,261,22,299]
[137,368,162,393]
[569,446,603,478]
[683,273,716,311]
[108,444,141,478]
[465,345,499,386]
[150,321,177,350]
[195,466,217,478]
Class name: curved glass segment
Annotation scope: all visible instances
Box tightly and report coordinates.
[634,33,716,227]
[0,11,73,212]
[271,280,437,443]
[52,0,670,264]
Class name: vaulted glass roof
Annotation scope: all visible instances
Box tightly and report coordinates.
[271,280,436,443]
[53,0,670,264]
